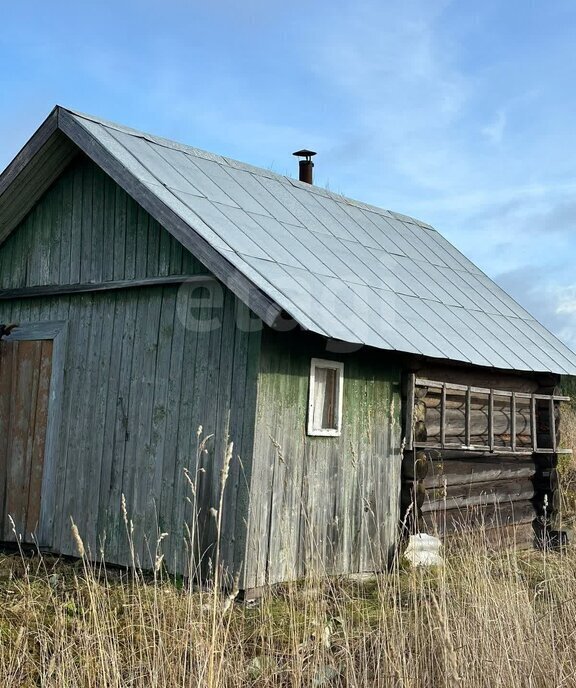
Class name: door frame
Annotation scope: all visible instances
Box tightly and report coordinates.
[2,321,67,547]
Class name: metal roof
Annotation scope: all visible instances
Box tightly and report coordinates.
[2,106,576,375]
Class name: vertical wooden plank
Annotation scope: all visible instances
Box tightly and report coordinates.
[3,340,19,539]
[405,372,415,450]
[130,287,162,567]
[59,164,74,285]
[159,288,187,571]
[123,197,137,281]
[101,174,116,282]
[440,383,446,448]
[106,291,139,561]
[37,319,68,548]
[57,297,93,553]
[5,341,39,540]
[465,386,471,446]
[531,394,537,451]
[113,183,127,281]
[96,293,127,550]
[489,389,495,452]
[134,206,150,279]
[550,398,557,452]
[80,160,94,283]
[90,165,104,283]
[511,392,517,452]
[76,295,106,556]
[69,161,83,284]
[48,178,63,285]
[25,340,53,537]
[147,288,177,541]
[0,342,14,537]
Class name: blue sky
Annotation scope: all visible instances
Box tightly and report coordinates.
[1,0,576,349]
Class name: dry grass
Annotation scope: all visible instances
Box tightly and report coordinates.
[3,420,576,687]
[1,530,576,687]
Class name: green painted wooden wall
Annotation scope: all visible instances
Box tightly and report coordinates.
[0,155,261,581]
[244,327,402,589]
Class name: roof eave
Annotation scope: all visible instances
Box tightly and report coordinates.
[57,109,283,328]
[0,106,284,329]
[0,107,79,245]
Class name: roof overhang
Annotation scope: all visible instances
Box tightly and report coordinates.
[0,106,283,327]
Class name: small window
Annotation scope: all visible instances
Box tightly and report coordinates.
[307,358,344,436]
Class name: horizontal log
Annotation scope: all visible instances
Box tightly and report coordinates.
[420,500,536,535]
[424,407,532,438]
[438,450,527,460]
[423,459,537,489]
[443,522,536,549]
[431,452,559,468]
[415,377,567,401]
[414,370,539,394]
[422,477,536,513]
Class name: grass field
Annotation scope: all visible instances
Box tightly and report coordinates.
[1,527,576,687]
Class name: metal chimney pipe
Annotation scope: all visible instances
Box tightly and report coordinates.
[293,149,317,184]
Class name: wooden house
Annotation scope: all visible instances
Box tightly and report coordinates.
[0,106,574,592]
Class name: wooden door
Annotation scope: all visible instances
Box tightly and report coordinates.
[0,339,53,543]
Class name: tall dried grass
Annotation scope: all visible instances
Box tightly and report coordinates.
[2,530,576,686]
[2,515,576,684]
[2,426,576,687]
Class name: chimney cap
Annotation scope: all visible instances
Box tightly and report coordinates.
[292,149,317,161]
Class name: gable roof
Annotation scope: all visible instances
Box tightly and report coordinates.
[1,105,576,375]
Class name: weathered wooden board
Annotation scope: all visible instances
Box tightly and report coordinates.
[444,522,536,549]
[422,477,536,512]
[0,339,53,542]
[421,499,536,535]
[423,458,537,488]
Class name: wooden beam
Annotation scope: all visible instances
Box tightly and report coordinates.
[550,397,557,452]
[0,110,79,246]
[413,441,569,456]
[489,389,494,452]
[511,392,517,452]
[531,394,537,452]
[440,383,446,448]
[465,386,471,446]
[0,108,58,200]
[0,275,215,301]
[405,372,415,450]
[415,378,569,402]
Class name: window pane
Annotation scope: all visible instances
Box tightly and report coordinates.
[314,366,338,429]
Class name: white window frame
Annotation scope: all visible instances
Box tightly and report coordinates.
[307,358,344,437]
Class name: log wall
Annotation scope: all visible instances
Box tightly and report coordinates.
[401,368,564,547]
[401,451,559,546]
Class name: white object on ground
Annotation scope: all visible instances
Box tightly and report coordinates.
[403,533,443,567]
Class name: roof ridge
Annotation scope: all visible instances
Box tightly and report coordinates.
[61,107,434,230]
